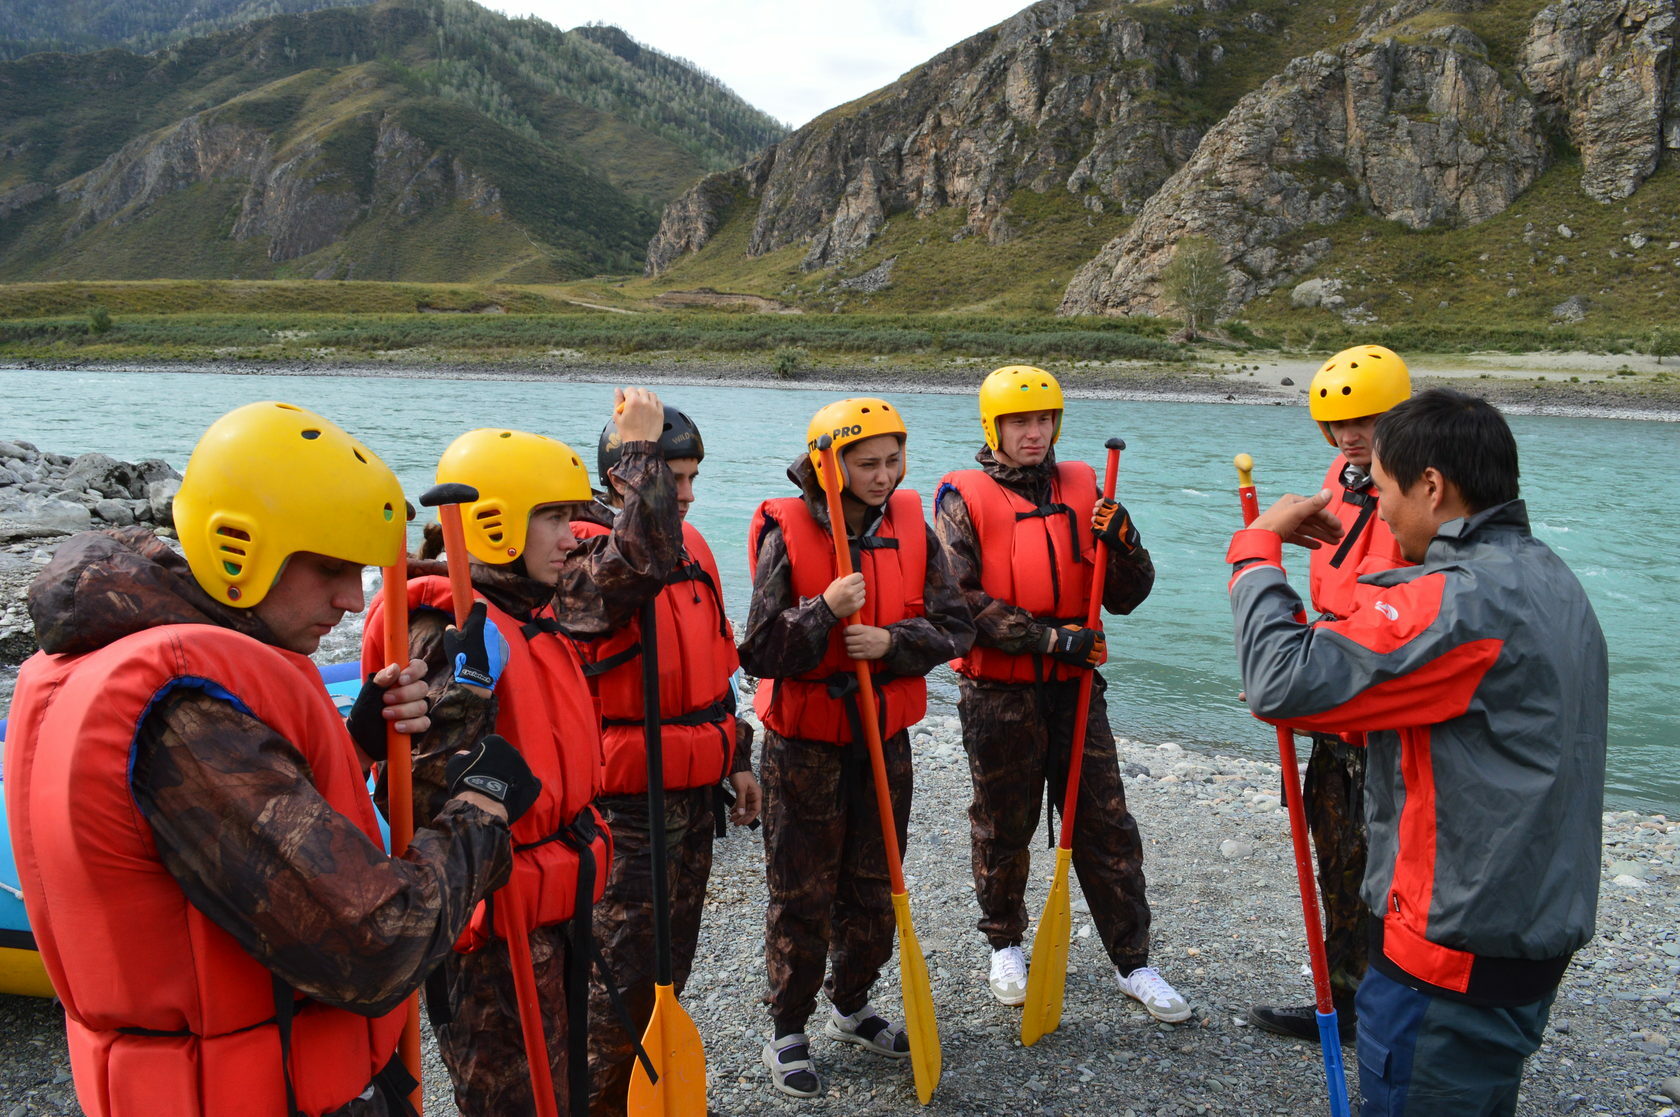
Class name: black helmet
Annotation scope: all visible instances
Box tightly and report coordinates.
[598,405,705,485]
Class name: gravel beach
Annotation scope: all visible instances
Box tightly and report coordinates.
[4,694,1678,1116]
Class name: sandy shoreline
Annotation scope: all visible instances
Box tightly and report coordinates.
[8,354,1679,422]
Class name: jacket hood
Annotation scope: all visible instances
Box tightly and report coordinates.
[29,527,274,656]
[408,557,555,621]
[975,444,1060,494]
[786,454,891,534]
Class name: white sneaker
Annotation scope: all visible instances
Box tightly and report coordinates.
[989,946,1028,1006]
[1116,965,1192,1023]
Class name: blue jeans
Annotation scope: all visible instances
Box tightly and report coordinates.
[1355,967,1555,1117]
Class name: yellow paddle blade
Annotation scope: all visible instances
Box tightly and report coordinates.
[626,983,708,1117]
[1021,848,1073,1046]
[892,890,942,1105]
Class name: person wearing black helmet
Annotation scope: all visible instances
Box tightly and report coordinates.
[574,404,763,1117]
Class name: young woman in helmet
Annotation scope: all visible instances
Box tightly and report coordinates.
[933,365,1188,1025]
[1245,345,1412,1044]
[8,402,532,1117]
[573,404,762,1117]
[739,397,973,1099]
[362,388,683,1116]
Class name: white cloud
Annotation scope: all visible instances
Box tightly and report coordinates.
[479,0,1031,127]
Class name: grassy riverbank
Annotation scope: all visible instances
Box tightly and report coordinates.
[3,281,1679,415]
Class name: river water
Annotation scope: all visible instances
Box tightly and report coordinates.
[3,367,1674,813]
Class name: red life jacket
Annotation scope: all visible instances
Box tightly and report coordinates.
[364,577,609,951]
[1308,455,1409,620]
[6,625,406,1117]
[938,461,1103,684]
[746,489,928,744]
[570,520,738,794]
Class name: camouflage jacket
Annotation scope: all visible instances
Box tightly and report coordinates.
[27,527,511,1018]
[403,440,685,815]
[738,457,974,681]
[934,446,1155,657]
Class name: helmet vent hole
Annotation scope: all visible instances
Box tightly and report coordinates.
[499,431,512,439]
[222,561,242,576]
[301,429,321,440]
[1341,386,1352,395]
[382,503,395,522]
[276,403,301,411]
[353,449,366,463]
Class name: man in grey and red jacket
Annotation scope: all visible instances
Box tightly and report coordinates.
[1227,388,1606,1116]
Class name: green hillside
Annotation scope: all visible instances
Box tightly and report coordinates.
[0,0,378,59]
[0,0,785,282]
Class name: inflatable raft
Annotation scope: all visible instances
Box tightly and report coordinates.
[0,661,366,998]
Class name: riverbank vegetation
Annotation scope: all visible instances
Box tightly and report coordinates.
[6,278,1680,371]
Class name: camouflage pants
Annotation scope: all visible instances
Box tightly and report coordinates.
[760,727,912,1033]
[586,789,716,1117]
[958,676,1151,971]
[1303,732,1370,1007]
[431,923,573,1117]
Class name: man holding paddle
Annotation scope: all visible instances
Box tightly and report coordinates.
[742,397,972,1099]
[7,402,531,1117]
[1229,389,1607,1114]
[574,404,762,1117]
[365,388,681,1116]
[933,366,1188,1025]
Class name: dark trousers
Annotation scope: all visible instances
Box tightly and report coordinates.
[586,789,716,1117]
[1305,732,1371,1008]
[958,676,1150,971]
[760,727,912,1033]
[1356,967,1555,1116]
[432,924,571,1117]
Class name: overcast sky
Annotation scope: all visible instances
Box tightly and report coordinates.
[479,0,1033,128]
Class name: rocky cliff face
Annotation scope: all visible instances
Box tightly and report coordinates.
[46,108,506,268]
[647,0,1210,275]
[651,0,1680,320]
[1062,29,1548,316]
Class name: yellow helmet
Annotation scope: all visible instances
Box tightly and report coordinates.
[1308,345,1411,444]
[979,365,1064,451]
[174,401,405,608]
[436,428,591,562]
[804,397,906,493]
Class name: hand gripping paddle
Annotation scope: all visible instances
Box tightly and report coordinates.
[1232,454,1351,1117]
[1021,437,1124,1047]
[816,435,941,1105]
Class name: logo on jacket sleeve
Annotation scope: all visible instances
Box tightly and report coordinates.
[1374,600,1400,621]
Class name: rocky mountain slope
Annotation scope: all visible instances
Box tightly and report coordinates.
[0,0,785,283]
[647,0,1680,327]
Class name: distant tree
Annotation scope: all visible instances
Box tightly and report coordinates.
[1646,328,1680,365]
[1160,235,1227,340]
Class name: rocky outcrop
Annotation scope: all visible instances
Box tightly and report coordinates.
[1060,31,1547,317]
[0,440,182,663]
[50,109,507,265]
[646,0,1209,274]
[1520,0,1679,202]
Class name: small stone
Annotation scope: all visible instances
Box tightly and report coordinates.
[1219,839,1254,860]
[1660,1076,1680,1103]
[1608,860,1649,879]
[1558,224,1575,238]
[1279,376,1295,386]
[94,498,135,526]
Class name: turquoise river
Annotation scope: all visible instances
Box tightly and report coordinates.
[2,368,1674,813]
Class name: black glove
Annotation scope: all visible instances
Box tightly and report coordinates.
[446,734,541,824]
[1091,498,1141,554]
[444,601,509,691]
[347,673,390,762]
[1045,624,1106,669]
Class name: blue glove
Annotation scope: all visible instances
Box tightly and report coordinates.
[444,601,509,691]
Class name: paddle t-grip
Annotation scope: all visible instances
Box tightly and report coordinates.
[1105,437,1126,451]
[420,482,479,508]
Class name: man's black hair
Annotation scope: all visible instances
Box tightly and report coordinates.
[1372,388,1519,512]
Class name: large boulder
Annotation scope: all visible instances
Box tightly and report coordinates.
[62,452,145,500]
